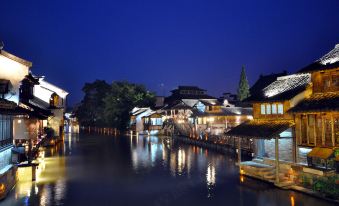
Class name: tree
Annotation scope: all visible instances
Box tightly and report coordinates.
[74,80,111,127]
[237,66,250,101]
[103,81,155,131]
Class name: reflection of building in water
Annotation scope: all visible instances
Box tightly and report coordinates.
[177,148,186,174]
[206,164,216,186]
[130,135,163,171]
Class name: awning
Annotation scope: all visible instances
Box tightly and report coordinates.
[0,99,31,116]
[0,107,30,116]
[225,120,294,139]
[288,92,339,113]
[307,147,334,160]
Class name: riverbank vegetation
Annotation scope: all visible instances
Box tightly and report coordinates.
[74,80,155,131]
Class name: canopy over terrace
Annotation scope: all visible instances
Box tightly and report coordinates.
[226,120,295,184]
[226,120,294,139]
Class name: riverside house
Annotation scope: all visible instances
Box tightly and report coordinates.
[0,49,33,199]
[289,44,339,172]
[227,72,312,185]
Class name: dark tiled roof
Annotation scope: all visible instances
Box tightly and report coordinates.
[22,97,52,119]
[249,72,287,98]
[297,61,339,74]
[164,94,217,105]
[225,120,294,139]
[297,44,339,73]
[170,101,192,110]
[171,86,207,92]
[195,107,252,117]
[0,99,16,109]
[246,74,310,102]
[288,92,339,113]
[199,99,222,106]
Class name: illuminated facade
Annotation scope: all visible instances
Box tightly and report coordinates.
[33,78,69,138]
[0,49,32,199]
[289,44,339,169]
[227,72,311,185]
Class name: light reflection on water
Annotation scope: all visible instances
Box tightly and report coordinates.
[1,134,337,206]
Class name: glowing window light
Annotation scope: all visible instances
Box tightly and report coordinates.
[272,104,277,114]
[266,104,271,114]
[261,104,266,115]
[278,104,284,114]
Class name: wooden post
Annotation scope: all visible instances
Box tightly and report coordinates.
[238,137,242,173]
[306,115,309,145]
[322,115,325,146]
[331,115,335,147]
[292,127,297,163]
[275,136,280,184]
[313,116,317,146]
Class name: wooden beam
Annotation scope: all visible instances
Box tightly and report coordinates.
[331,115,335,147]
[313,115,317,146]
[292,127,297,163]
[238,137,242,173]
[275,136,280,184]
[322,115,325,146]
[306,115,309,145]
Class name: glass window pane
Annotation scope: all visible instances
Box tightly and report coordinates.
[261,104,266,114]
[266,104,271,114]
[278,104,284,114]
[272,104,277,114]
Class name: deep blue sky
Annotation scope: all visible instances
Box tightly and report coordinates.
[1,0,339,106]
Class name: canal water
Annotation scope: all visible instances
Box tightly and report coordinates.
[1,134,336,206]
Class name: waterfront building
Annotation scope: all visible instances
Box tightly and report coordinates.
[164,86,217,107]
[142,110,165,135]
[0,49,32,199]
[64,112,80,134]
[130,107,154,134]
[289,44,339,170]
[33,77,69,139]
[14,73,52,146]
[227,72,312,185]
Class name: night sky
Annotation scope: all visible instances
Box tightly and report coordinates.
[1,0,339,106]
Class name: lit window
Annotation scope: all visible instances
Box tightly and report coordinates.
[278,104,284,114]
[261,104,266,114]
[272,104,277,114]
[266,104,271,114]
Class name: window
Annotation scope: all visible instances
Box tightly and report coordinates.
[272,104,277,114]
[277,104,284,114]
[332,74,338,89]
[266,104,271,114]
[323,75,331,91]
[308,115,315,145]
[260,104,266,114]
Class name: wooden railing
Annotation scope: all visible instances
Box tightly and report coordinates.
[81,126,120,136]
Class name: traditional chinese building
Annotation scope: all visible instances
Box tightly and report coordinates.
[0,48,33,199]
[226,72,311,185]
[289,44,339,169]
[33,77,69,139]
[194,99,252,136]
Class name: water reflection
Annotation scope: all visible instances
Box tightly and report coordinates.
[2,134,336,206]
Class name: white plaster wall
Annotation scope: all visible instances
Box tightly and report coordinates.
[49,109,64,136]
[0,54,29,104]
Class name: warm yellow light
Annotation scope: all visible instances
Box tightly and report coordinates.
[240,175,244,183]
[0,183,5,194]
[240,169,245,175]
[17,119,22,124]
[17,167,33,182]
[290,196,295,206]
